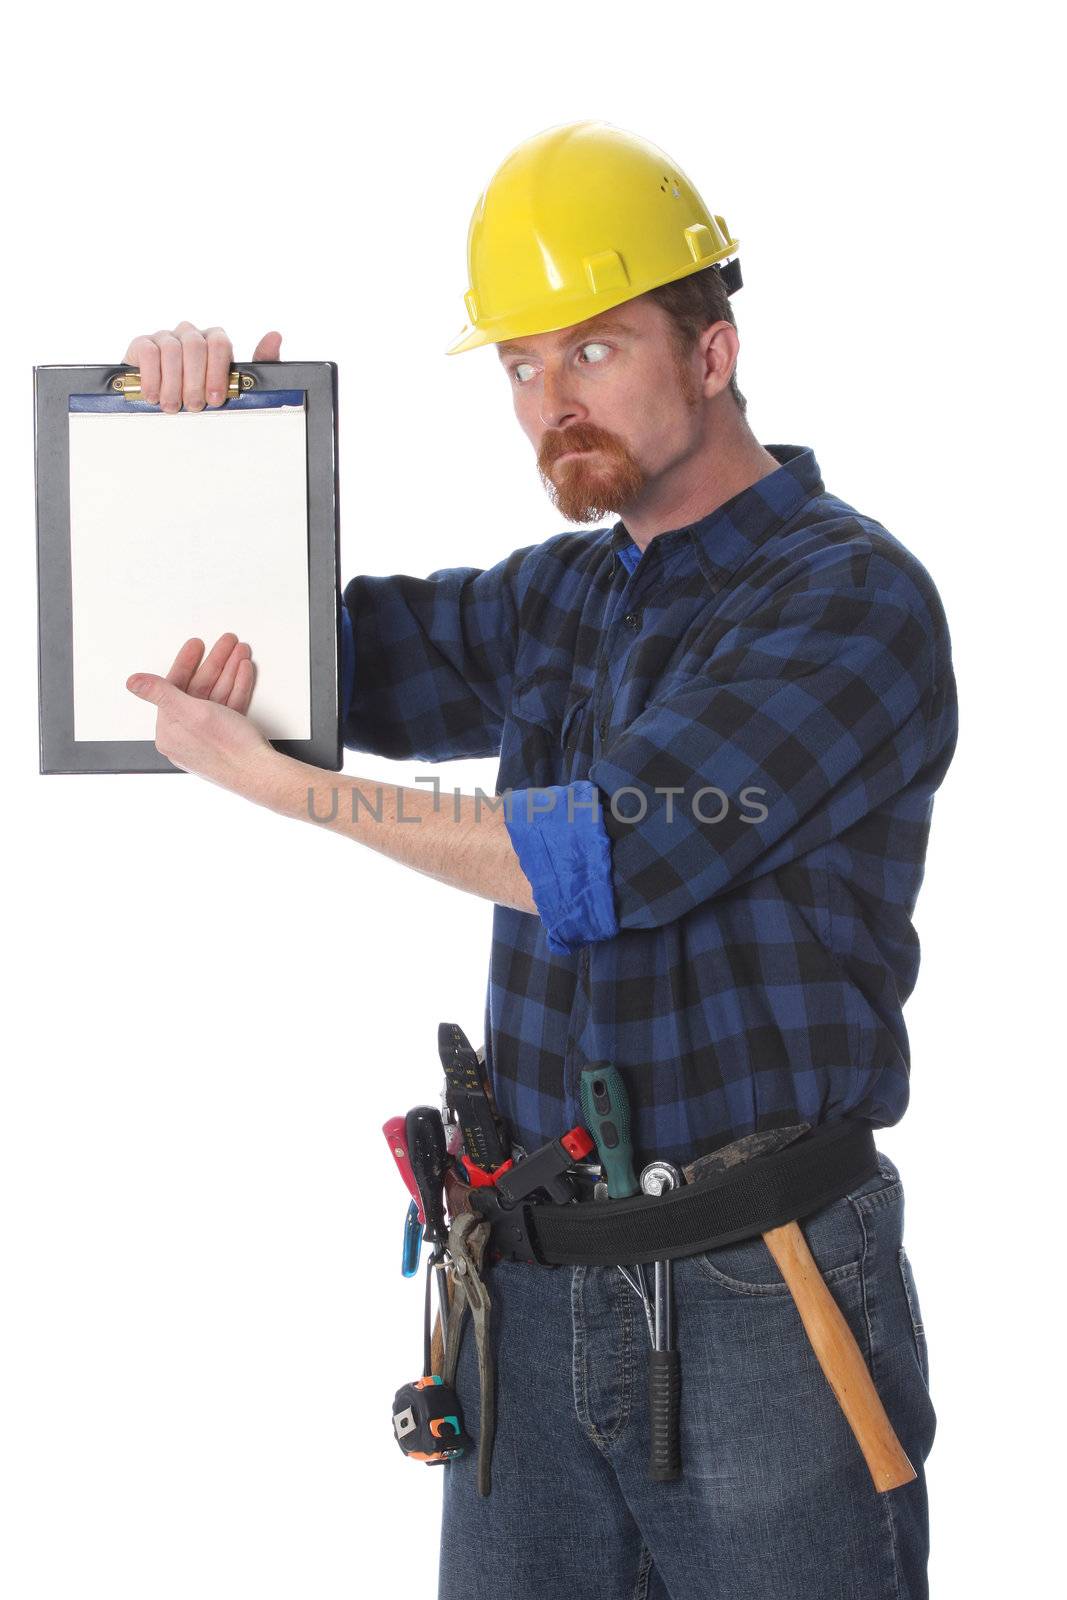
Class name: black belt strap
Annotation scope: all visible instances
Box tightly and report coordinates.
[476,1119,879,1267]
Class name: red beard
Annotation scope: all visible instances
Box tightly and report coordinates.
[537,421,646,523]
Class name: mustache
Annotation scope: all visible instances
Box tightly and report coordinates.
[537,422,625,474]
[535,421,646,523]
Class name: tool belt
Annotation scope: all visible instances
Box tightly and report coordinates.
[466,1119,878,1268]
[434,1114,915,1500]
[397,1027,915,1501]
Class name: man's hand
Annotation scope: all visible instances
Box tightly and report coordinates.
[121,322,283,412]
[124,632,538,913]
[126,633,276,796]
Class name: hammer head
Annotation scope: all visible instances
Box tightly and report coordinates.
[683,1123,812,1186]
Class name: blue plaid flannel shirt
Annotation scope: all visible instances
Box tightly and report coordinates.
[340,443,958,1169]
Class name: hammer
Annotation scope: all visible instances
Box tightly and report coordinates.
[685,1125,916,1494]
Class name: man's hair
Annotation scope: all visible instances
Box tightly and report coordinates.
[645,265,748,417]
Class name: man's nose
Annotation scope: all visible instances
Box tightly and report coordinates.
[538,366,586,430]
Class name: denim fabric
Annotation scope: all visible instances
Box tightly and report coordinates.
[439,1152,935,1599]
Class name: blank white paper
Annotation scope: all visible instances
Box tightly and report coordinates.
[68,406,311,742]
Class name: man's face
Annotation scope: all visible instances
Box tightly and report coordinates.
[496,294,713,524]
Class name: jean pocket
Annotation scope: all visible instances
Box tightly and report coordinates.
[847,1151,901,1200]
[689,1197,865,1296]
[897,1244,930,1388]
[687,1148,902,1296]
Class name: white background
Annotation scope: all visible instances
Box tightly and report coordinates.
[2,3,1061,1595]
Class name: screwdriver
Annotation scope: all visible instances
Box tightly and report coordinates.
[579,1065,639,1197]
[405,1105,452,1356]
[383,1115,425,1223]
[580,1065,655,1336]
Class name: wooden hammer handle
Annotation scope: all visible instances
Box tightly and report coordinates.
[762,1220,916,1492]
[429,1275,452,1376]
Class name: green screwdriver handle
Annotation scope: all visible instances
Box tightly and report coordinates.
[580,1065,639,1198]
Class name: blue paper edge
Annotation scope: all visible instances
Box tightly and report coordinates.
[68,390,307,412]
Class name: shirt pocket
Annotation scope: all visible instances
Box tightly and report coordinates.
[560,692,591,762]
[510,671,593,764]
[510,668,575,733]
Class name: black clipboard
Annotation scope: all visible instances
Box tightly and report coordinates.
[34,360,342,774]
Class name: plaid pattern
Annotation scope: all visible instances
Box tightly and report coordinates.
[341,444,958,1169]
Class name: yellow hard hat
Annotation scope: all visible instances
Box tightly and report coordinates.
[445,119,741,356]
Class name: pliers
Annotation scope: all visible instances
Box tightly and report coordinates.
[441,1209,496,1498]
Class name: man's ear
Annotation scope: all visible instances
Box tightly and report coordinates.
[699,320,739,399]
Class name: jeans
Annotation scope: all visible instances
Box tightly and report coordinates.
[439,1150,935,1599]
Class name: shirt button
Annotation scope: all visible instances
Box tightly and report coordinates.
[623,611,641,631]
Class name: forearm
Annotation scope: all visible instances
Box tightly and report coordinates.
[250,752,538,915]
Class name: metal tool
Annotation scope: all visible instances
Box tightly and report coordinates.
[591,1181,656,1341]
[640,1159,683,1482]
[405,1105,453,1353]
[581,1065,656,1339]
[682,1122,811,1183]
[579,1065,639,1196]
[383,1114,426,1222]
[493,1125,592,1206]
[438,1022,510,1173]
[441,1211,496,1497]
[641,1161,681,1348]
[401,1197,423,1278]
[383,1117,427,1278]
[469,1126,595,1266]
[391,1194,472,1466]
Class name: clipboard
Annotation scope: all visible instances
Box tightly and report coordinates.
[34,360,342,774]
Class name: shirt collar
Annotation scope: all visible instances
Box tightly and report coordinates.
[610,443,825,589]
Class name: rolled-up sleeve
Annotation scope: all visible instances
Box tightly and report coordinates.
[503,781,619,954]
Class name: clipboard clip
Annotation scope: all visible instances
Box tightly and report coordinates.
[110,369,255,401]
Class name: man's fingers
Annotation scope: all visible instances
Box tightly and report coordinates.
[252,330,283,361]
[122,324,240,410]
[126,672,168,704]
[203,327,233,407]
[124,335,161,402]
[154,331,185,414]
[187,632,240,698]
[209,641,250,705]
[125,628,252,715]
[176,321,208,411]
[166,637,206,691]
[230,654,256,716]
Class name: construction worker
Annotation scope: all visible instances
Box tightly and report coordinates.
[123,121,957,1599]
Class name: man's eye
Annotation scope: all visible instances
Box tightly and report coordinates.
[578,343,610,364]
[513,362,536,384]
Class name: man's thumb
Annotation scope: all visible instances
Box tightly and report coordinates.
[253,330,283,361]
[126,672,166,703]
